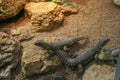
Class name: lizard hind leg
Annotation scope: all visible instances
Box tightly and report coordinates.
[47,50,55,57]
[77,64,84,79]
[69,64,84,79]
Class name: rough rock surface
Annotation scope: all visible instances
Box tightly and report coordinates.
[22,44,62,77]
[113,0,120,6]
[0,32,22,80]
[25,2,77,32]
[0,0,120,80]
[0,0,25,21]
[82,63,115,80]
[11,29,34,42]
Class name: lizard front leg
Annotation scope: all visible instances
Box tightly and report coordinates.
[63,45,70,51]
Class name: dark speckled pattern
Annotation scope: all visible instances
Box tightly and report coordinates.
[34,36,87,50]
[35,38,110,66]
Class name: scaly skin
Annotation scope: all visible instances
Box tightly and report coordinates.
[35,38,110,79]
[34,36,87,50]
[35,38,110,66]
[53,38,110,66]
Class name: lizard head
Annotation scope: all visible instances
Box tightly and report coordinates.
[34,40,46,47]
[34,40,53,49]
[99,38,110,47]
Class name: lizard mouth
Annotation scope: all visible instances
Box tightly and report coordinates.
[34,40,44,46]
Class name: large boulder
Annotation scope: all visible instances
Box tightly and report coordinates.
[82,64,115,80]
[22,44,62,77]
[25,2,64,32]
[0,0,25,21]
[0,32,22,80]
[25,2,77,32]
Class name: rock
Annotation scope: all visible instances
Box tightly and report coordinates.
[11,29,21,36]
[24,2,77,32]
[0,0,25,21]
[11,29,34,42]
[61,6,78,16]
[22,45,62,77]
[25,2,64,32]
[0,32,22,80]
[82,64,115,80]
[113,0,120,6]
[18,33,34,42]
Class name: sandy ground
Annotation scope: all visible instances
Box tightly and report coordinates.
[0,0,120,80]
[1,0,120,48]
